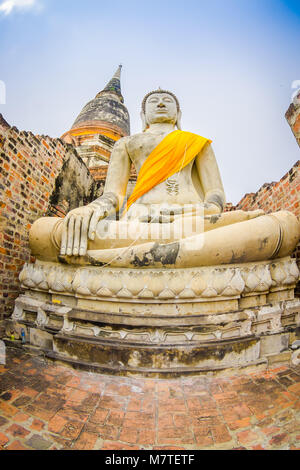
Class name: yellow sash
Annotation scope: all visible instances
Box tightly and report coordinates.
[124,130,212,213]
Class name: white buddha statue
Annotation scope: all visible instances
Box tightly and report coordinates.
[29,90,300,268]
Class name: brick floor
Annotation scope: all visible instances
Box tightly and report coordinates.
[0,347,300,450]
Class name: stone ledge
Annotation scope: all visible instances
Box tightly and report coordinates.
[19,256,299,302]
[44,348,268,378]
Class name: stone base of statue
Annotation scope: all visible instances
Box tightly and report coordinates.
[9,256,300,377]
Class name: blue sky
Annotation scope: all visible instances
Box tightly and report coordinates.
[0,0,299,204]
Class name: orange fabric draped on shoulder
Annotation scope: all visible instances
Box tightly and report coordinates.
[124,130,212,213]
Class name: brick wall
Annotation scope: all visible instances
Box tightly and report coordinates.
[0,116,97,317]
[232,161,299,216]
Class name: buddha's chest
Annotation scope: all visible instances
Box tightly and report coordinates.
[126,133,195,196]
[126,133,167,171]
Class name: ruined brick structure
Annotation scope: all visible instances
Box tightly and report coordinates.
[230,161,299,215]
[0,117,99,317]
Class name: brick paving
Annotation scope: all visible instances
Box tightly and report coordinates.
[0,346,300,450]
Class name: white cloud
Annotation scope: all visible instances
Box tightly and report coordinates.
[0,0,39,15]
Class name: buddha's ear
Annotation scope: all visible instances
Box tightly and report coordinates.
[140,111,148,132]
[176,110,182,130]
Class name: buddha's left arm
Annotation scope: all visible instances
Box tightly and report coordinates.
[195,143,226,213]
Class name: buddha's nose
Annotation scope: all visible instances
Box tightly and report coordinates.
[157,102,166,108]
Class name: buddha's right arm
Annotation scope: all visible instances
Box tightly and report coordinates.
[60,138,131,256]
[94,137,131,213]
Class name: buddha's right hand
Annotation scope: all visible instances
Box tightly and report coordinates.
[60,193,118,257]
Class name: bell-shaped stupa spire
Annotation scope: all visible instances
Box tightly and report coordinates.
[68,65,129,134]
[61,65,130,172]
[96,65,123,102]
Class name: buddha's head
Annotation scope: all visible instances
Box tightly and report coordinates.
[141,89,182,131]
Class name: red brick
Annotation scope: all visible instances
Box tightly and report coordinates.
[48,415,68,433]
[67,389,90,403]
[99,395,127,411]
[24,404,57,421]
[269,433,290,447]
[22,387,39,398]
[251,444,265,450]
[288,383,300,394]
[158,398,186,413]
[261,426,281,436]
[10,412,30,423]
[158,412,174,429]
[123,411,155,429]
[119,426,139,444]
[0,432,9,447]
[237,429,260,445]
[173,413,191,428]
[105,383,133,396]
[73,432,98,450]
[90,408,109,425]
[194,427,214,447]
[5,440,29,450]
[0,401,18,417]
[138,428,156,445]
[211,424,232,444]
[127,396,143,411]
[106,410,125,426]
[141,395,155,413]
[226,417,252,431]
[60,420,85,440]
[30,418,45,431]
[6,423,30,438]
[97,425,119,440]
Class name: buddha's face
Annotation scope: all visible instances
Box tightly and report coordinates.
[144,93,178,126]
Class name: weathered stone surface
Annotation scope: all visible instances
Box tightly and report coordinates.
[0,113,10,129]
[18,257,299,302]
[26,434,52,450]
[291,340,300,350]
[29,328,53,350]
[10,285,300,376]
[260,333,290,356]
[47,150,101,215]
